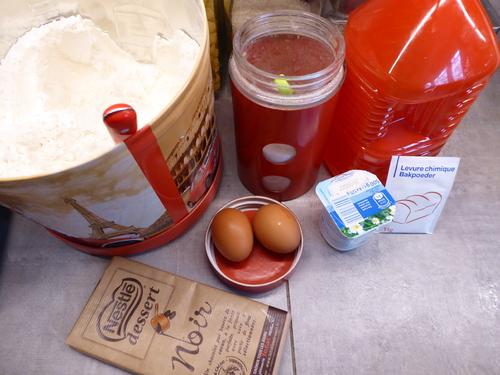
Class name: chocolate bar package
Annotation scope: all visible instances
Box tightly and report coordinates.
[66,257,290,375]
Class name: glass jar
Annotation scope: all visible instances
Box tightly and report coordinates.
[229,10,345,201]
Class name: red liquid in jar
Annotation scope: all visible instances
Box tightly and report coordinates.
[323,0,500,183]
[232,34,341,201]
[244,34,334,76]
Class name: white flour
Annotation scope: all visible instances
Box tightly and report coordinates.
[0,15,200,178]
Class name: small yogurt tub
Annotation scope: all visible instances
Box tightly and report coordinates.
[205,196,303,293]
[315,170,396,251]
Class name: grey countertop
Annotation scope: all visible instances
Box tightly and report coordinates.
[2,16,500,375]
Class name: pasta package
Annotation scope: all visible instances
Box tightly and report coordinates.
[229,0,321,35]
[204,0,221,91]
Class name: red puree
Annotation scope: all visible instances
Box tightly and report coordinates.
[244,34,334,75]
[214,210,296,285]
[232,33,340,200]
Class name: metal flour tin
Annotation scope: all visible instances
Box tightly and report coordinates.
[0,0,221,256]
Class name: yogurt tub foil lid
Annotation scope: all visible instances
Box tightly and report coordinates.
[315,170,396,251]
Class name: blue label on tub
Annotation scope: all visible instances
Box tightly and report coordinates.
[316,170,396,238]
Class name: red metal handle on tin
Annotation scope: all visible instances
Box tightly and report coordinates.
[102,103,138,144]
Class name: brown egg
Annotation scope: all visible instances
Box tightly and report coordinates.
[210,208,254,262]
[252,204,301,253]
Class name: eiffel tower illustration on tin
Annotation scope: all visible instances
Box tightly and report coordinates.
[63,196,143,240]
